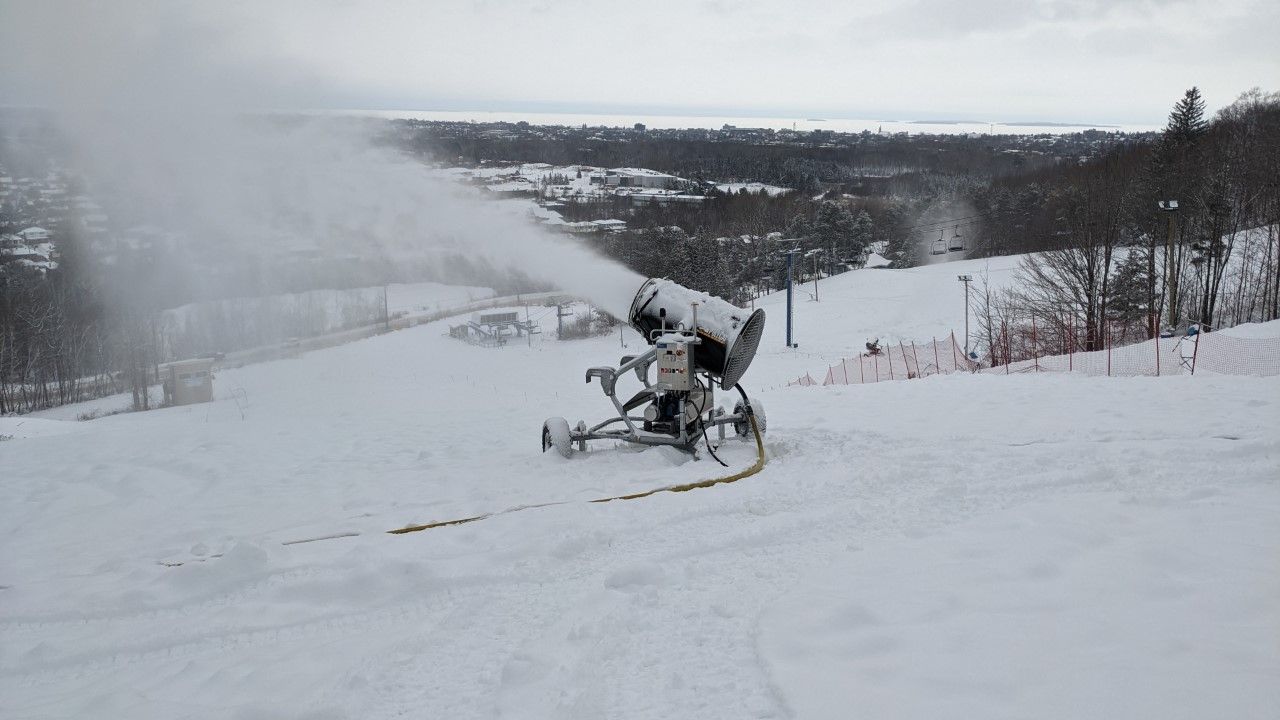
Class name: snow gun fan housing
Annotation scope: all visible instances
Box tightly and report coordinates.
[628,278,766,389]
[541,278,766,459]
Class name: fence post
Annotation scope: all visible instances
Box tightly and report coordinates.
[899,341,910,378]
[933,337,941,373]
[1067,318,1073,372]
[1154,331,1160,377]
[911,341,922,377]
[888,347,895,380]
[1191,330,1201,375]
[860,354,865,384]
[1002,321,1010,374]
[873,351,879,382]
[1031,315,1039,372]
[1106,321,1112,377]
[842,358,849,385]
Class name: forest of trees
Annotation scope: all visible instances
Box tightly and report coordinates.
[531,88,1280,360]
[968,88,1280,363]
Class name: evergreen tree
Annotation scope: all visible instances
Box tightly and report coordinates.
[1166,87,1209,145]
[849,210,873,265]
[1108,249,1152,325]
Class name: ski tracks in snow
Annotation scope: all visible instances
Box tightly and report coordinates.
[2,369,1276,718]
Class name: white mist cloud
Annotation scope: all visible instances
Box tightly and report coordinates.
[0,0,645,317]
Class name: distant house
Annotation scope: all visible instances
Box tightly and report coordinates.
[562,219,627,235]
[623,192,706,206]
[589,168,682,190]
[18,226,50,243]
[0,242,57,273]
[1,244,50,263]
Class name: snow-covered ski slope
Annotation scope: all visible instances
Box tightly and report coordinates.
[2,258,1278,720]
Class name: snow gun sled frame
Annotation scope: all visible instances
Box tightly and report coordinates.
[542,278,766,459]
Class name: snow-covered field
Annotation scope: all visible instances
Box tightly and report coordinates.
[2,259,1277,719]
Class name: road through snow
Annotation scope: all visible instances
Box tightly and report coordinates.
[2,264,1277,719]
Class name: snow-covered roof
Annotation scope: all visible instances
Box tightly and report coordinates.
[15,258,57,270]
[2,244,49,260]
[609,167,673,177]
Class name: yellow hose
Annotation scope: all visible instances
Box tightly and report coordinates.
[387,416,766,535]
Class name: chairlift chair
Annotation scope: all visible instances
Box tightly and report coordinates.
[947,225,965,253]
[930,230,946,256]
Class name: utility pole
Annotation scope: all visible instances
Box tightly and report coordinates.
[958,274,973,355]
[525,303,532,347]
[785,249,799,348]
[556,303,571,339]
[813,253,819,302]
[1160,200,1179,330]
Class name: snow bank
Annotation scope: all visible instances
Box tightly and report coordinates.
[1220,319,1280,339]
[0,416,82,439]
[761,486,1280,719]
[385,281,494,314]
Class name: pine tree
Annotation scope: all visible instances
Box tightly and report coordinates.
[1166,87,1208,145]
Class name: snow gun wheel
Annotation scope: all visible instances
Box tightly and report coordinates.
[542,417,574,458]
[733,399,766,438]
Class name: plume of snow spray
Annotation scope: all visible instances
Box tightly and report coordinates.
[0,1,645,318]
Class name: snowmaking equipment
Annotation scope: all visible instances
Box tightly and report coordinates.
[541,278,767,459]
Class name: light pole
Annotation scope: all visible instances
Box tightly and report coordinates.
[1159,200,1179,331]
[957,274,973,354]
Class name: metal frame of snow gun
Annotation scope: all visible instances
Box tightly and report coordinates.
[546,344,762,454]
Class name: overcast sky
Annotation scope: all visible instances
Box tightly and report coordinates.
[2,0,1277,124]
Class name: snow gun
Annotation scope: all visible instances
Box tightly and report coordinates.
[541,278,766,459]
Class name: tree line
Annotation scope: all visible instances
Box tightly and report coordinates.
[969,88,1280,363]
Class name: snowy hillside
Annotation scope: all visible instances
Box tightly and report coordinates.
[2,261,1277,719]
[748,253,1023,387]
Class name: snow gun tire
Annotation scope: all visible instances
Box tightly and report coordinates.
[542,417,574,458]
[733,399,766,438]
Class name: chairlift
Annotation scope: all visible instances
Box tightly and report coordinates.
[947,225,965,253]
[930,230,946,256]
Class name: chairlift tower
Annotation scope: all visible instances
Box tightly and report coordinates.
[958,274,973,354]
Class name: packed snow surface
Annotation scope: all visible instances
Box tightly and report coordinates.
[2,260,1277,719]
[1220,318,1280,339]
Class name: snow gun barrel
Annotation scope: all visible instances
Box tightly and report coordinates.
[627,278,765,389]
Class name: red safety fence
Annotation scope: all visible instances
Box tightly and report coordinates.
[980,325,1280,378]
[817,332,979,386]
[787,326,1280,387]
[787,373,819,387]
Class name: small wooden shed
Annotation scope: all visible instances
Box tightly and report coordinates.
[161,358,214,406]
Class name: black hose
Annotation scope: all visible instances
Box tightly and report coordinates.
[700,415,728,467]
[734,383,752,413]
[695,377,729,467]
